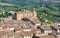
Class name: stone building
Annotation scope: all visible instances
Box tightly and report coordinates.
[51,25,60,33]
[14,8,37,20]
[40,26,52,34]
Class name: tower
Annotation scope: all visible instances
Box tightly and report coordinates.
[33,8,37,17]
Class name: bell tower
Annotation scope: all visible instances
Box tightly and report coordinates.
[33,8,37,17]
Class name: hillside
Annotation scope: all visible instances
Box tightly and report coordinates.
[0,0,44,7]
[0,0,60,23]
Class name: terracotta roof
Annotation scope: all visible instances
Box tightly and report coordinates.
[40,26,52,30]
[0,31,7,36]
[51,25,60,29]
[30,18,41,24]
[21,31,33,36]
[14,25,22,31]
[0,23,4,27]
[7,32,14,37]
[40,35,55,38]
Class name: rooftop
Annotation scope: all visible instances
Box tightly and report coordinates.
[40,26,52,30]
[0,31,7,36]
[51,25,60,29]
[40,35,55,38]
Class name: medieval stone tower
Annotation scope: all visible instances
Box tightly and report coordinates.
[33,8,37,17]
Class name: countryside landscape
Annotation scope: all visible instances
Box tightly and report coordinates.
[0,0,60,23]
[0,0,60,38]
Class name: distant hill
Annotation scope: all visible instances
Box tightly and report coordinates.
[0,0,45,6]
[0,0,59,7]
[0,2,15,6]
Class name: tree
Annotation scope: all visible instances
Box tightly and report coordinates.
[2,11,9,17]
